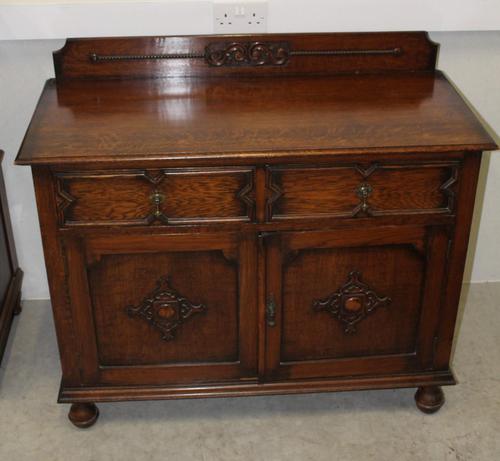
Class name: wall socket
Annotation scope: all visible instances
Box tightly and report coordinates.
[213,2,268,33]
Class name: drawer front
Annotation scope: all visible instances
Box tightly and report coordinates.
[55,167,255,227]
[267,162,459,221]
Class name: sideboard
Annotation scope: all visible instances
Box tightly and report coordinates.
[16,32,497,427]
[0,150,23,366]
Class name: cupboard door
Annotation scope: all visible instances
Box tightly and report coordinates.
[265,226,449,380]
[63,232,257,386]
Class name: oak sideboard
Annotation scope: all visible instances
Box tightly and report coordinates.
[16,32,497,427]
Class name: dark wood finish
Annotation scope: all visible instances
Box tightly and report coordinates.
[16,75,496,167]
[68,403,99,428]
[415,386,445,414]
[59,370,455,402]
[15,32,497,426]
[55,167,255,226]
[18,72,495,167]
[264,226,450,380]
[267,162,458,220]
[53,32,438,81]
[0,150,23,366]
[62,231,257,385]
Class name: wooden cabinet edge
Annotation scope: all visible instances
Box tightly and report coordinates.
[58,370,456,403]
[0,150,23,366]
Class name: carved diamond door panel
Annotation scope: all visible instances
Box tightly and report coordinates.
[63,232,257,386]
[265,226,449,380]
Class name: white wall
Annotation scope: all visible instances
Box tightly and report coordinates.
[433,32,500,283]
[1,0,500,40]
[0,31,499,299]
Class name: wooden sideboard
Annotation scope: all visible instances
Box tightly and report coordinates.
[0,151,23,366]
[16,32,497,428]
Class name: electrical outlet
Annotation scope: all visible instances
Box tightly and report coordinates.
[213,2,268,33]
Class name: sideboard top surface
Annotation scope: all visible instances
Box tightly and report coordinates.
[16,32,497,166]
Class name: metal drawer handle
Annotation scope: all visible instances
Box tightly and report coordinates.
[150,191,165,218]
[356,182,373,213]
[266,295,276,327]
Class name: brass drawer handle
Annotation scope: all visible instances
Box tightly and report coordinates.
[150,191,165,218]
[266,295,276,327]
[356,182,373,213]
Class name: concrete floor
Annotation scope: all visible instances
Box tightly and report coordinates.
[0,283,499,461]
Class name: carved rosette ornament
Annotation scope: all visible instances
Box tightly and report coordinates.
[126,276,206,341]
[313,270,391,334]
[205,41,290,67]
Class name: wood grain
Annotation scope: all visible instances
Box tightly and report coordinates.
[15,33,498,423]
[55,167,255,226]
[53,32,438,80]
[268,162,458,220]
[15,72,496,167]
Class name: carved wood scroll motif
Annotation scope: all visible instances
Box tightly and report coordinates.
[205,42,290,67]
[126,276,207,341]
[313,270,392,334]
[89,41,403,68]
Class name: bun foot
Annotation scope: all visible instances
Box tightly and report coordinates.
[415,386,445,414]
[68,403,99,428]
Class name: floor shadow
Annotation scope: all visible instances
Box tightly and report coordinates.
[98,386,418,425]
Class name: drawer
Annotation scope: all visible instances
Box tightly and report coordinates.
[55,167,255,226]
[266,162,459,221]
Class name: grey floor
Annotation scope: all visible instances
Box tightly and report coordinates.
[0,284,499,461]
